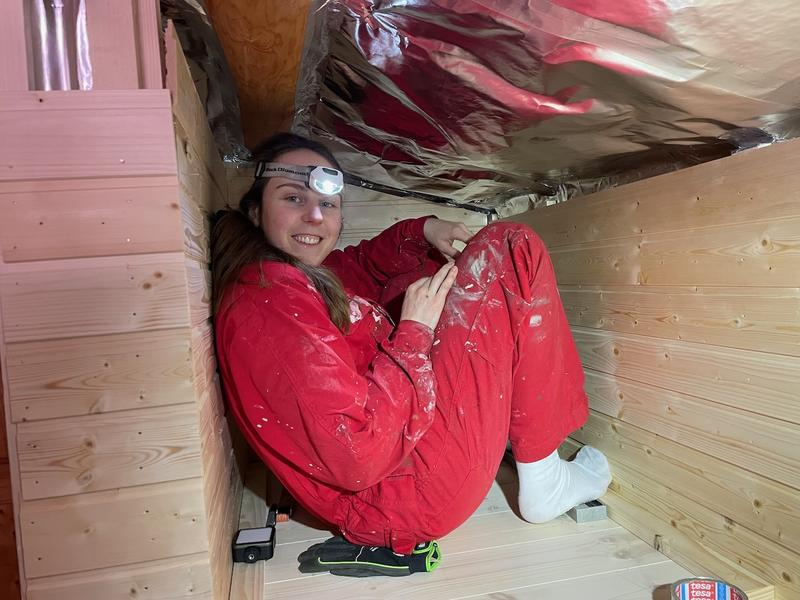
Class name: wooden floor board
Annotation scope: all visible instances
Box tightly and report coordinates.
[227,461,694,600]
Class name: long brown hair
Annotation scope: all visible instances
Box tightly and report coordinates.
[211,133,351,332]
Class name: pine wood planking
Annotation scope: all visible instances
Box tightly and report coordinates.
[0,1,28,91]
[85,1,140,89]
[516,139,800,250]
[0,90,176,182]
[589,444,794,600]
[20,478,209,578]
[547,216,800,287]
[5,328,193,423]
[456,563,693,600]
[26,553,212,600]
[572,326,799,425]
[585,368,800,490]
[561,441,774,600]
[168,28,228,203]
[16,404,201,500]
[1,252,189,343]
[571,411,800,561]
[560,284,800,357]
[134,0,164,89]
[0,178,182,262]
[266,528,668,600]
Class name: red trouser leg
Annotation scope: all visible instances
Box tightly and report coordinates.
[337,222,587,551]
[412,222,588,540]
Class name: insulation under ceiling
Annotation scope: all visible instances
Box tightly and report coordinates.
[187,0,800,215]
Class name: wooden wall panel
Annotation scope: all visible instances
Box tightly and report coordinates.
[0,177,182,262]
[0,0,29,91]
[6,328,193,423]
[16,404,201,500]
[168,25,243,600]
[26,554,212,600]
[572,327,799,424]
[560,285,800,356]
[86,1,140,89]
[0,90,176,182]
[511,140,800,600]
[516,138,800,249]
[20,478,208,578]
[584,368,800,492]
[547,216,800,287]
[134,0,164,90]
[1,253,189,343]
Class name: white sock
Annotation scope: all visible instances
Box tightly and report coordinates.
[516,445,611,524]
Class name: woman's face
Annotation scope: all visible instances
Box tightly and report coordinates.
[259,148,343,266]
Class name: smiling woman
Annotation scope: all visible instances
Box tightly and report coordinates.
[210,131,609,578]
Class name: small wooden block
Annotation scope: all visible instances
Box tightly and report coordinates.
[567,500,608,523]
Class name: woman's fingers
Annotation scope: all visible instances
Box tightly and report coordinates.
[427,263,457,295]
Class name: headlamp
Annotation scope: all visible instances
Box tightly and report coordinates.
[254,162,345,196]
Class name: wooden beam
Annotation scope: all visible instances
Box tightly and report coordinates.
[203,0,314,147]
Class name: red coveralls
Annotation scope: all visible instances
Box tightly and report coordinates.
[215,218,587,554]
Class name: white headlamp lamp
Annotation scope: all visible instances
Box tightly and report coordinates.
[254,162,345,196]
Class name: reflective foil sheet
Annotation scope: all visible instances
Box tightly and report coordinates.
[294,0,800,214]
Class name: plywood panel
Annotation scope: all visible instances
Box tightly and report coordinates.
[0,0,29,91]
[1,252,189,342]
[560,284,800,356]
[204,0,313,147]
[17,404,201,500]
[571,411,800,560]
[0,177,181,262]
[572,326,800,424]
[20,478,208,578]
[518,139,800,249]
[85,1,140,89]
[27,553,212,600]
[0,90,176,181]
[548,217,800,287]
[585,368,800,490]
[6,328,193,423]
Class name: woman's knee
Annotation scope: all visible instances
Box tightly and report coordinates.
[470,221,547,255]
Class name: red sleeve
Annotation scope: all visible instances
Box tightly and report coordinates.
[215,264,436,492]
[324,216,435,296]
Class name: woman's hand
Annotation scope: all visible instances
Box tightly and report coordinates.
[400,262,458,330]
[423,218,474,259]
